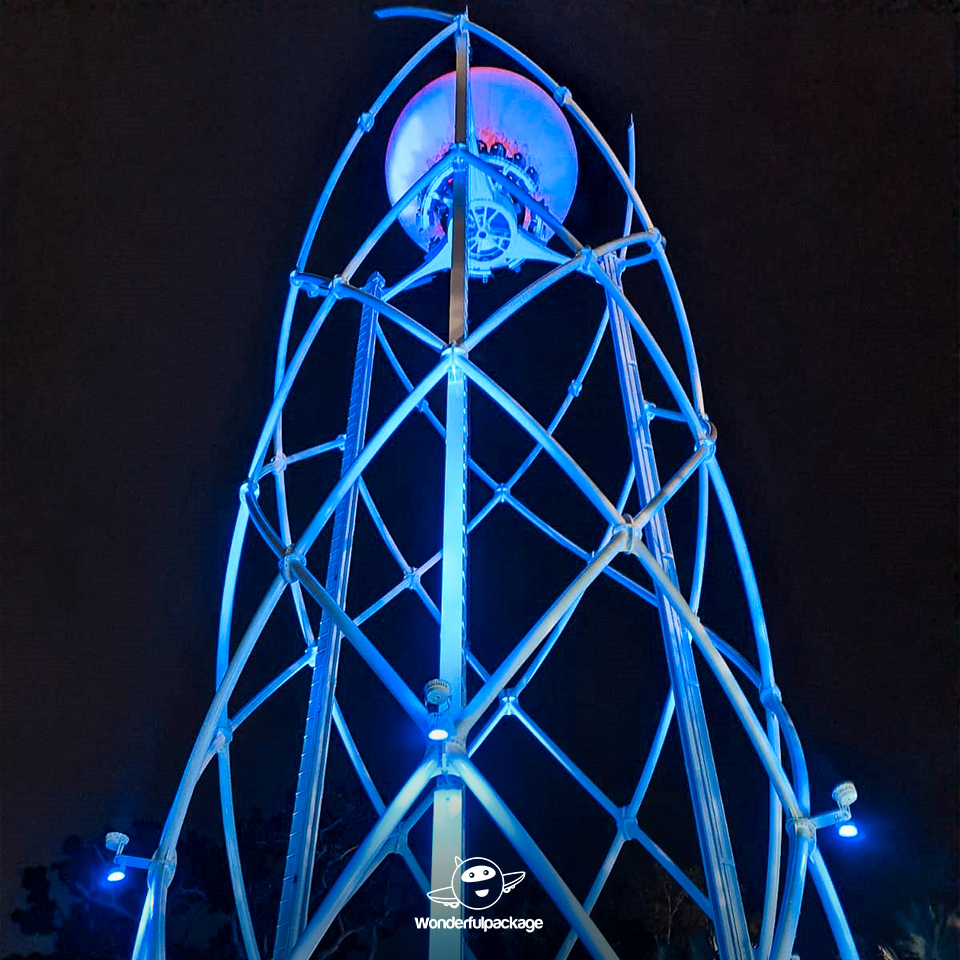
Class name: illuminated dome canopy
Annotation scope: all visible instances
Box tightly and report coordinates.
[385,67,578,264]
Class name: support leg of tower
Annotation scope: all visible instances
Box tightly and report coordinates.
[602,255,754,960]
[273,274,383,959]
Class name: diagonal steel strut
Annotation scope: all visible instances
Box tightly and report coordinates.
[273,273,384,959]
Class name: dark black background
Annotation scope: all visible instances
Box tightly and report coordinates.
[2,1,956,956]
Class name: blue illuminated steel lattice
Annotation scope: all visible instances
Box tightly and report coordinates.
[122,10,861,960]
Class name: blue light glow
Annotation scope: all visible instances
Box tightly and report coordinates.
[385,67,578,251]
[107,867,126,882]
[838,823,858,838]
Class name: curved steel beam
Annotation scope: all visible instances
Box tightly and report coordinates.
[217,748,261,960]
[463,253,584,351]
[133,575,288,957]
[296,19,457,269]
[808,848,859,960]
[630,537,802,818]
[339,282,445,352]
[587,258,704,434]
[374,6,455,24]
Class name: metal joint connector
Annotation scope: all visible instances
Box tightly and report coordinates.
[568,379,582,398]
[495,483,510,504]
[382,832,403,856]
[443,344,465,379]
[617,809,638,840]
[239,478,259,503]
[289,270,329,298]
[577,245,594,270]
[357,111,374,133]
[500,689,517,714]
[786,816,817,841]
[155,846,178,867]
[279,549,306,584]
[616,515,637,554]
[328,275,345,300]
[436,774,464,792]
[696,420,717,458]
[553,84,571,106]
[148,847,177,886]
[270,453,287,475]
[759,684,782,711]
[449,142,468,170]
[214,724,233,753]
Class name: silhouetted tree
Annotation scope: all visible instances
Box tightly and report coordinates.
[855,902,960,960]
[5,792,419,960]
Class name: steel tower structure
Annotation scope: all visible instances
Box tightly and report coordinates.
[121,10,861,960]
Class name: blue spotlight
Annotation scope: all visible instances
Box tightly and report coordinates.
[838,823,858,838]
[105,831,129,882]
[104,831,151,881]
[424,678,452,741]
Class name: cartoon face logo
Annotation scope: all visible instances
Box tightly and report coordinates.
[427,856,524,911]
[457,858,503,910]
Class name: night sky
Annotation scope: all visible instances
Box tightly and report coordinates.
[2,2,957,958]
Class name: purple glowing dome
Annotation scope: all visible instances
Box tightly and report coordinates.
[385,67,578,256]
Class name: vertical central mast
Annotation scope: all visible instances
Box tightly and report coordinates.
[430,18,470,960]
